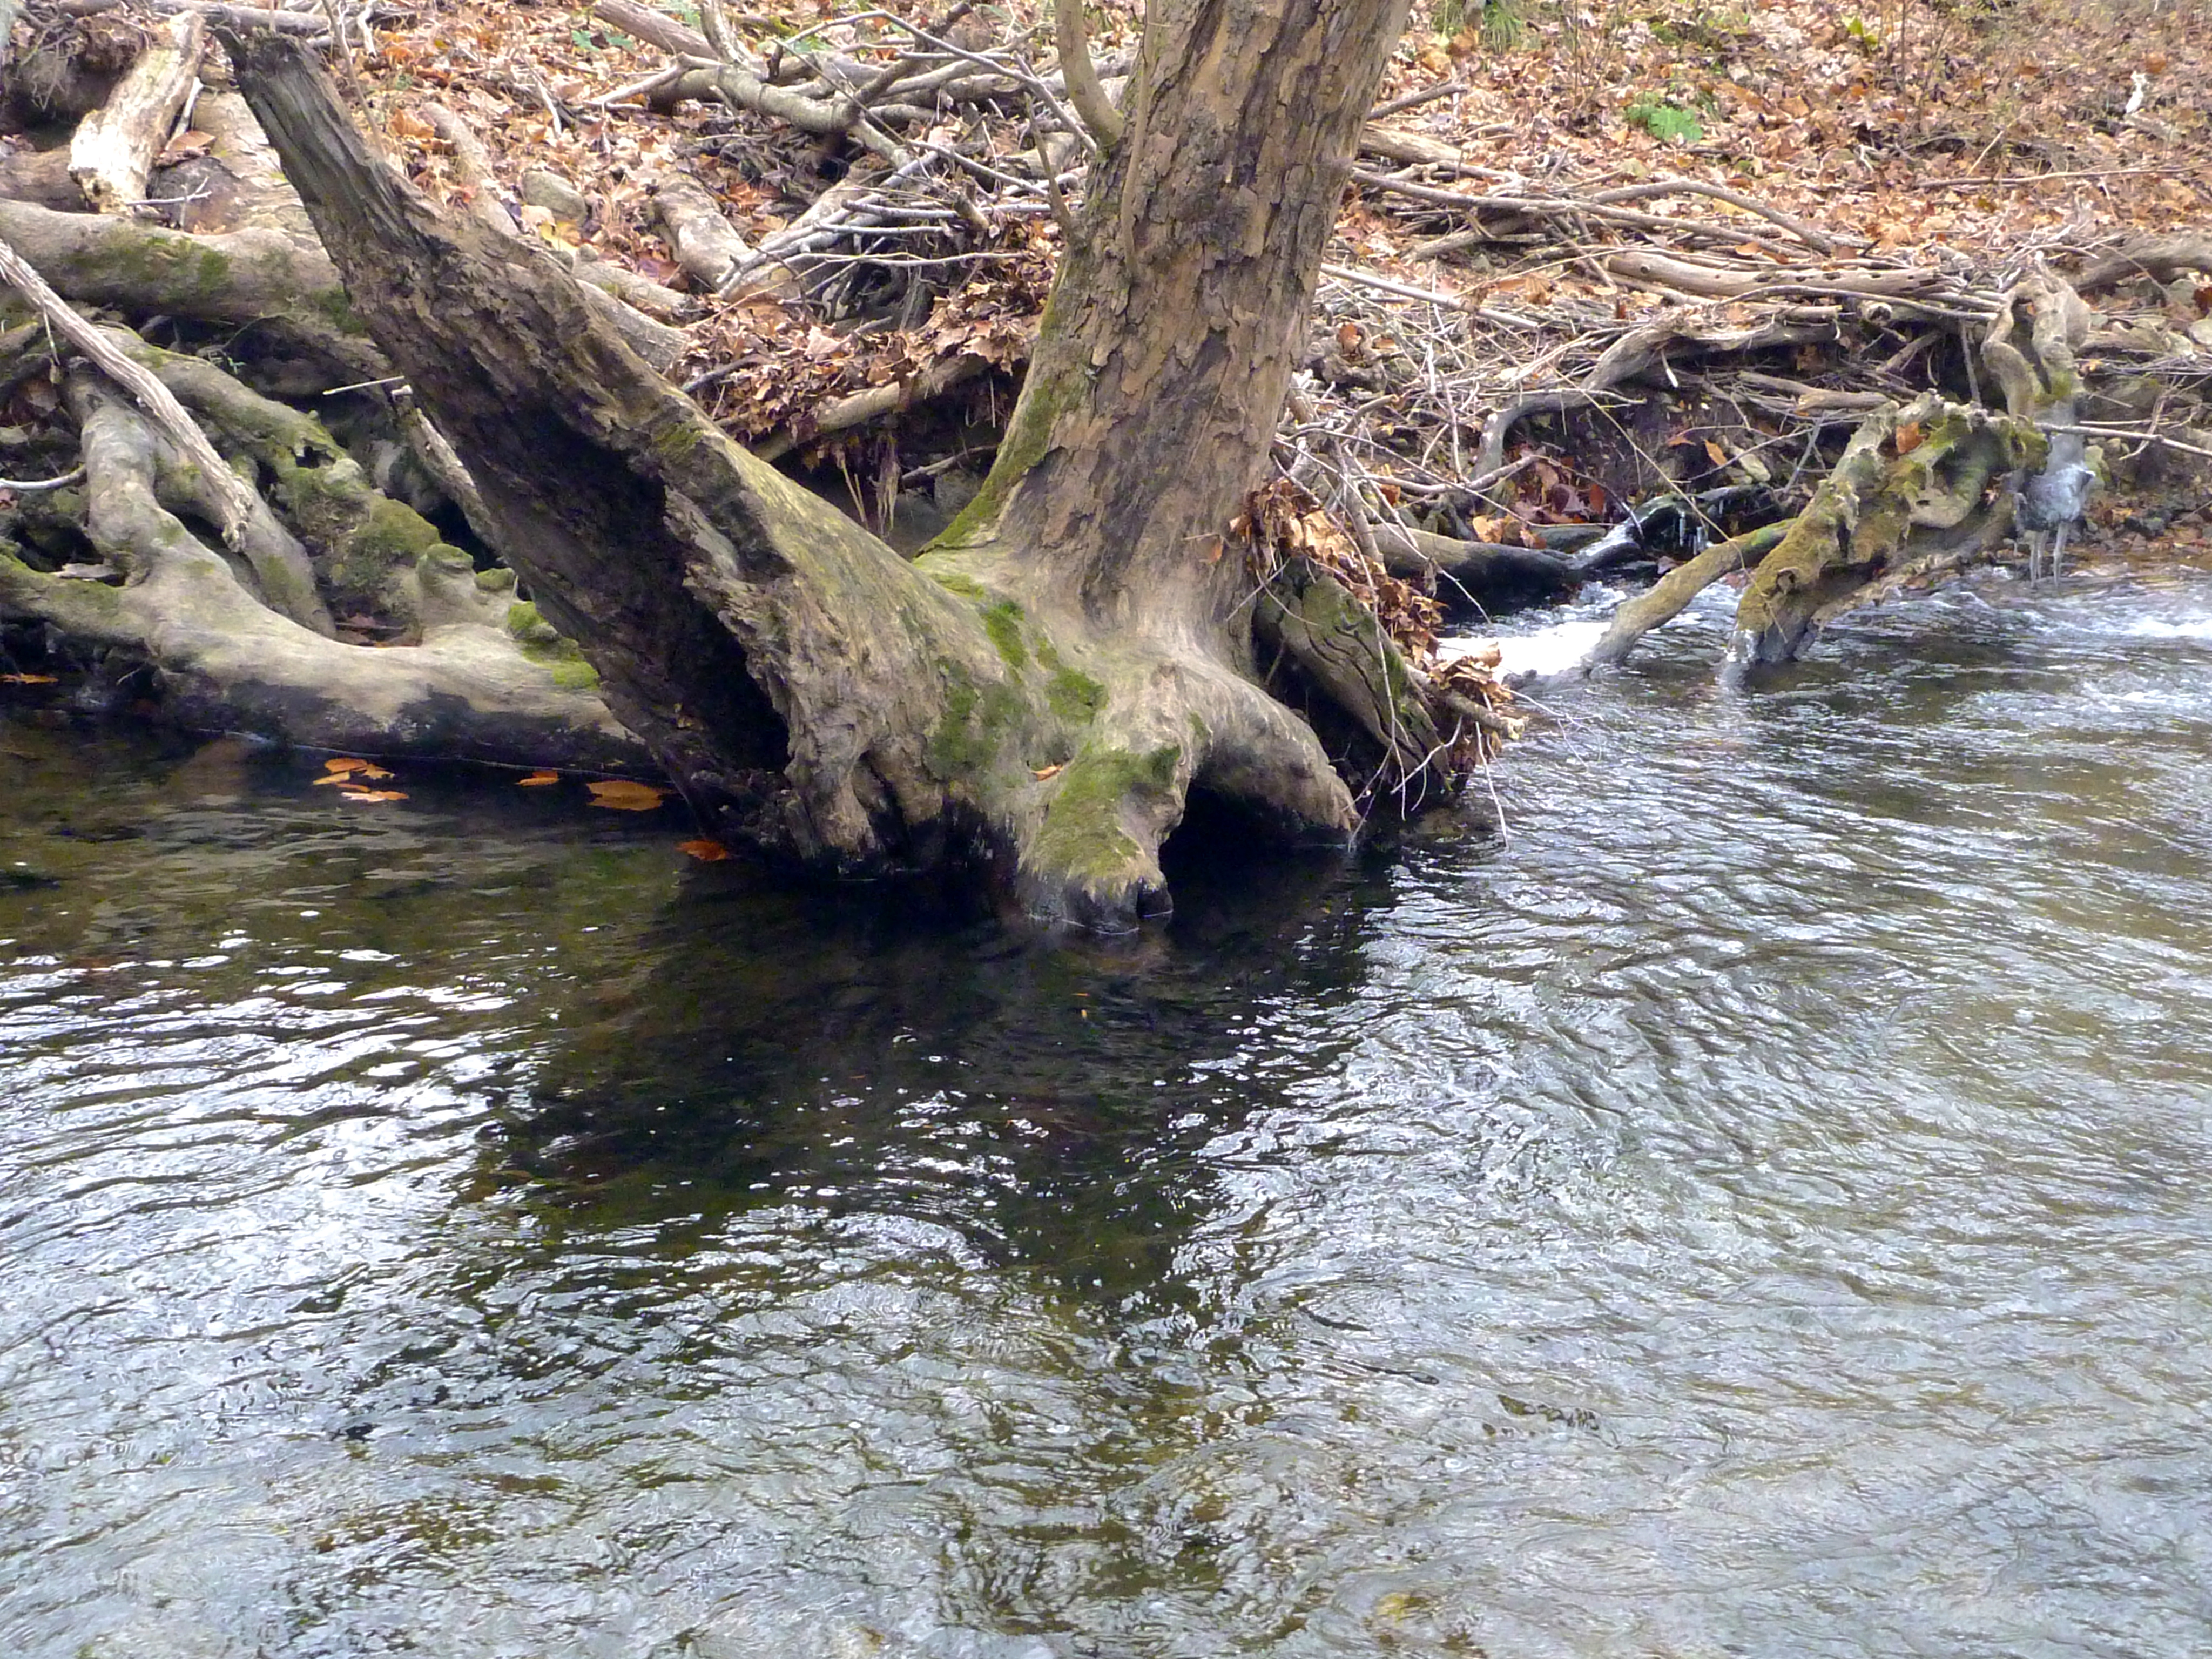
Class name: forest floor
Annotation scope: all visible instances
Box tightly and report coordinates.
[320,0,2211,576]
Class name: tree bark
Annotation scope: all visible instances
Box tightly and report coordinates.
[225,2,1423,927]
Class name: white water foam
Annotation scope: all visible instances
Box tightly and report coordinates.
[1439,618,1614,684]
[2116,613,2212,642]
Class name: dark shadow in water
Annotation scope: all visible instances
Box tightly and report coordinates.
[496,810,1441,1307]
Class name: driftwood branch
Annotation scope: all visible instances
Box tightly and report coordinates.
[0,230,260,548]
[1580,521,1789,673]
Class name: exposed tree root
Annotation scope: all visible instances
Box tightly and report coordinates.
[1,375,649,768]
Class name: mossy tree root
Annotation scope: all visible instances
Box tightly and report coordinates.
[0,376,649,770]
[1731,393,2040,664]
[101,323,469,632]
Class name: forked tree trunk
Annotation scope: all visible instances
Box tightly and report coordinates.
[227,1,1411,928]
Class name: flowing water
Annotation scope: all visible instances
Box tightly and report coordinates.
[5,568,2211,1658]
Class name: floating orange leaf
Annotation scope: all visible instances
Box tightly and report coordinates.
[338,788,408,803]
[0,672,57,684]
[677,838,731,861]
[517,770,561,787]
[586,779,670,811]
[321,757,373,773]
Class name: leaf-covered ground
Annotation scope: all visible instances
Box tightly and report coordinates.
[327,0,2207,568]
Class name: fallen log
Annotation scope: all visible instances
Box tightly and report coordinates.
[69,9,203,213]
[1371,521,1582,606]
[0,196,383,379]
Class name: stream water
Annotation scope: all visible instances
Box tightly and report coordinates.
[4,566,2211,1658]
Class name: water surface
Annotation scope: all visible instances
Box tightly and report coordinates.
[5,568,2211,1657]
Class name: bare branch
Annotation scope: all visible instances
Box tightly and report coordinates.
[1053,0,1123,151]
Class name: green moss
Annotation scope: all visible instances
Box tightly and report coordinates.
[316,495,449,597]
[507,600,561,645]
[928,678,983,778]
[475,567,517,592]
[651,419,704,462]
[1027,743,1183,885]
[309,285,370,336]
[925,666,1028,780]
[1031,643,1104,724]
[927,286,1086,550]
[927,568,988,601]
[980,599,1027,670]
[1046,664,1105,724]
[500,599,596,684]
[102,233,243,315]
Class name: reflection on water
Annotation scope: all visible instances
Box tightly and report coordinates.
[5,571,2212,1658]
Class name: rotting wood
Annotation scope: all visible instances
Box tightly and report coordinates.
[649,169,753,292]
[69,9,204,213]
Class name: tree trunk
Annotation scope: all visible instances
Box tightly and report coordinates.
[226,2,1418,928]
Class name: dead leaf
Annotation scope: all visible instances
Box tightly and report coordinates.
[1703,439,1730,467]
[156,130,213,167]
[517,770,561,787]
[321,757,374,773]
[1894,420,1924,455]
[0,672,58,684]
[586,779,670,811]
[338,788,408,802]
[677,838,731,861]
[1033,764,1063,780]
